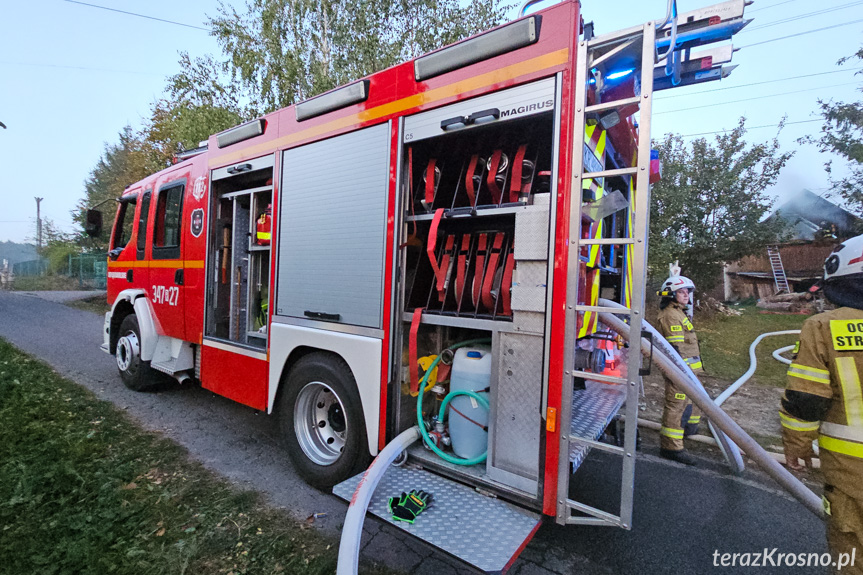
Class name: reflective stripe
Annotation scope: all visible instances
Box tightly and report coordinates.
[836,357,863,427]
[787,363,831,385]
[779,411,819,432]
[661,427,684,439]
[666,336,684,343]
[821,421,863,443]
[687,362,703,370]
[688,415,701,424]
[685,356,703,370]
[819,434,863,459]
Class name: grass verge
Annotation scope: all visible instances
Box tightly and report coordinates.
[10,275,89,291]
[66,294,112,315]
[0,339,392,575]
[696,304,807,388]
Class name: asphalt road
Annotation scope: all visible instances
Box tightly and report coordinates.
[0,290,830,575]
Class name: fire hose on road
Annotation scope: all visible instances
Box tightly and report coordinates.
[598,311,824,519]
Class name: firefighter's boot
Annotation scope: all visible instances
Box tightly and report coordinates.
[660,448,696,466]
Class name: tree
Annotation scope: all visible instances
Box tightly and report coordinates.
[649,118,792,291]
[171,0,511,116]
[72,126,162,251]
[807,47,863,216]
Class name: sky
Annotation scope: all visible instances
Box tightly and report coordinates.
[0,0,861,244]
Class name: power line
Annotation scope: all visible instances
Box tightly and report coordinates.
[743,1,863,32]
[64,0,208,32]
[655,68,862,100]
[0,60,167,76]
[738,18,863,48]
[654,80,860,115]
[748,0,803,13]
[677,118,822,138]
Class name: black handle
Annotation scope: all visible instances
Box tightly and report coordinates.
[440,115,467,130]
[466,108,500,124]
[639,330,653,376]
[174,269,184,286]
[227,163,252,174]
[304,310,341,322]
[126,269,133,283]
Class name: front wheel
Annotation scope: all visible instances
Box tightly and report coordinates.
[278,354,370,489]
[116,314,159,391]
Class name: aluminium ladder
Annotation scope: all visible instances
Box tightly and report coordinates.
[558,0,750,528]
[767,245,790,294]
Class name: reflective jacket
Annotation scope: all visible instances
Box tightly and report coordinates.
[657,302,702,369]
[781,306,863,501]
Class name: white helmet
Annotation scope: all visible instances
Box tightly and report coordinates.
[659,275,695,297]
[823,234,863,283]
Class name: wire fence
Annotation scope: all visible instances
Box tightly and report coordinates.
[9,253,107,289]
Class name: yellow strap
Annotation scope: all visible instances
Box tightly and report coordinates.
[779,411,819,432]
[819,434,863,459]
[257,232,272,240]
[836,357,863,427]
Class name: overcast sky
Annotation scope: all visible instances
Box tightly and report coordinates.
[0,0,860,244]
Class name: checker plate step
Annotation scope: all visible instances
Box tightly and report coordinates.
[333,465,541,574]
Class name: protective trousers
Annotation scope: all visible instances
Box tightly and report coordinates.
[826,488,863,575]
[660,374,702,451]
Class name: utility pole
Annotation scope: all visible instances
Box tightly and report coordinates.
[34,197,44,251]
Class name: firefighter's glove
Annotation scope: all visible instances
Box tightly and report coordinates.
[390,489,432,524]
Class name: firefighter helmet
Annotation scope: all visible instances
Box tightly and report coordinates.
[823,234,863,283]
[819,234,863,309]
[658,275,695,297]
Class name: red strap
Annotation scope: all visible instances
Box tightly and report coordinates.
[409,308,423,394]
[465,155,478,207]
[486,149,503,205]
[481,233,504,311]
[501,252,515,316]
[473,233,488,307]
[455,234,471,305]
[427,209,447,294]
[510,145,527,203]
[424,159,437,208]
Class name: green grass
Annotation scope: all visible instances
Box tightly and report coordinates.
[0,339,394,575]
[696,304,807,388]
[10,275,88,291]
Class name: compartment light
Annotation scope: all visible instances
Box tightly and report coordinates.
[216,119,267,149]
[606,68,635,81]
[295,80,370,122]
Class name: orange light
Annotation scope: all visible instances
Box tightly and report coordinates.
[546,407,557,432]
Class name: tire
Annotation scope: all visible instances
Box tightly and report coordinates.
[278,353,370,489]
[115,314,159,391]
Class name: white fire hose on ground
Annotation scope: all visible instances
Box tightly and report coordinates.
[337,426,421,575]
[599,312,824,518]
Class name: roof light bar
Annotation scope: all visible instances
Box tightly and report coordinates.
[295,80,370,122]
[216,119,267,149]
[414,16,541,82]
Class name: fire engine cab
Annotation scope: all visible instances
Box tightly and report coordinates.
[90,0,749,571]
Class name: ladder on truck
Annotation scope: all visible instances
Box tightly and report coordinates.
[767,245,790,293]
[558,0,750,528]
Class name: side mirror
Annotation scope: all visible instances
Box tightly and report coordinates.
[85,209,103,237]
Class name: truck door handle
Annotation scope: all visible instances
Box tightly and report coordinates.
[304,310,341,322]
[174,269,184,286]
[227,163,252,174]
[126,269,133,282]
[466,108,500,124]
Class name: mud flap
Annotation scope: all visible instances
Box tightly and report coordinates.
[333,465,541,574]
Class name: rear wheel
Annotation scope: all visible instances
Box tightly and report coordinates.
[116,314,159,391]
[278,354,370,489]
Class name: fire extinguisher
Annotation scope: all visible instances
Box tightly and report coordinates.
[256,204,272,246]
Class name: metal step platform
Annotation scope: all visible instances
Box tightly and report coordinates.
[569,381,627,471]
[333,465,541,574]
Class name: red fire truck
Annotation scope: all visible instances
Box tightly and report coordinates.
[89,0,748,570]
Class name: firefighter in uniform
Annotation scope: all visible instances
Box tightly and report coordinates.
[657,265,702,465]
[781,234,863,573]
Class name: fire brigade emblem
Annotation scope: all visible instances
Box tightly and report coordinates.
[192,176,207,202]
[190,208,205,238]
